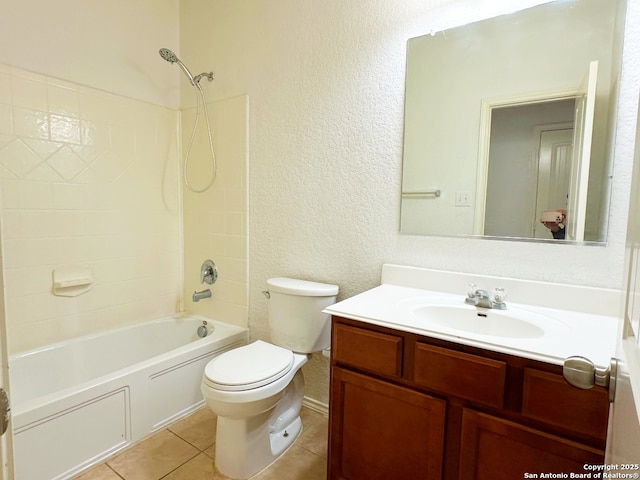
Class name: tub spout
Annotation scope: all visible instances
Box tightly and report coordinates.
[192,289,212,302]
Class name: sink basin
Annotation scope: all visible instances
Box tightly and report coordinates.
[400,297,570,339]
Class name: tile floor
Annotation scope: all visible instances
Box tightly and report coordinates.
[72,406,328,480]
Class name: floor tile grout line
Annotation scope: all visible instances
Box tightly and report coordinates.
[105,463,126,480]
[75,407,327,479]
[295,442,328,460]
[166,428,216,455]
[104,428,202,480]
[166,426,214,453]
[156,449,203,480]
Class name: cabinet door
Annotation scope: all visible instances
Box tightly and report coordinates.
[521,367,608,445]
[459,408,604,480]
[329,367,446,480]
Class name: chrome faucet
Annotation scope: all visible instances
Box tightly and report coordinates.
[192,288,212,302]
[465,284,507,310]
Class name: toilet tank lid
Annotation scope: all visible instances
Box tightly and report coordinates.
[267,277,338,296]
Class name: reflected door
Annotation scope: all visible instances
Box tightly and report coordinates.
[533,127,573,239]
[482,98,576,238]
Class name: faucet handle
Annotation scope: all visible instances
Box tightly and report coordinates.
[466,283,478,299]
[492,287,507,304]
[200,259,218,285]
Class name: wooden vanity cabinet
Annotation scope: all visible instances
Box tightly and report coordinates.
[328,316,609,480]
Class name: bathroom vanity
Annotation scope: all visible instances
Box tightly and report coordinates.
[325,265,619,479]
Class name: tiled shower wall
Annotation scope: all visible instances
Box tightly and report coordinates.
[182,95,249,329]
[0,64,182,354]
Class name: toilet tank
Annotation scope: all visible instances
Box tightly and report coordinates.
[266,278,339,353]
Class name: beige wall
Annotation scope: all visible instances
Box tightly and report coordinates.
[0,0,181,109]
[182,95,249,328]
[0,65,182,353]
[0,0,251,356]
[0,0,185,354]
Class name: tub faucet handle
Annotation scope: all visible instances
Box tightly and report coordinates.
[200,260,218,285]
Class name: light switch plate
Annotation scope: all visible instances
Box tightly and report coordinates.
[455,191,472,207]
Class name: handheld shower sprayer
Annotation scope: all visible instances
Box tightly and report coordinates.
[158,47,217,193]
[158,47,179,63]
[158,48,214,86]
[158,48,197,85]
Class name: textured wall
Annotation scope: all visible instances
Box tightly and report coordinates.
[181,0,640,406]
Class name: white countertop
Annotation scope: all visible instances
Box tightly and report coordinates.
[325,282,619,369]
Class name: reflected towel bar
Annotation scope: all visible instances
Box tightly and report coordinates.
[402,189,441,198]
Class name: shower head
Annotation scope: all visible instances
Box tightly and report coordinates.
[159,48,179,64]
[159,48,195,85]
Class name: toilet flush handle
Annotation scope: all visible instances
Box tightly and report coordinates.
[262,290,270,299]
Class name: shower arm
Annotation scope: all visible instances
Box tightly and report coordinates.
[193,72,215,85]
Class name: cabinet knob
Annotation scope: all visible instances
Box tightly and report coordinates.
[563,356,618,402]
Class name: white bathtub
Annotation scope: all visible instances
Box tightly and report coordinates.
[9,314,248,480]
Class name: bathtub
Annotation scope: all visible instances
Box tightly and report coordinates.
[9,314,248,480]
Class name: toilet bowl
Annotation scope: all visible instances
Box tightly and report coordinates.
[201,277,338,479]
[202,341,308,479]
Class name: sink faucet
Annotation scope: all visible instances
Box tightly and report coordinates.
[465,285,507,310]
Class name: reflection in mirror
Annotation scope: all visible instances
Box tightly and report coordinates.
[400,0,626,243]
[485,99,575,239]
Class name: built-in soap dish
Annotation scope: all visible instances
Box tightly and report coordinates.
[52,266,93,297]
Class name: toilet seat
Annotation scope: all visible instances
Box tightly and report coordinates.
[203,340,294,391]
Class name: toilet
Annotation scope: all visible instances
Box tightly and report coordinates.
[201,277,339,479]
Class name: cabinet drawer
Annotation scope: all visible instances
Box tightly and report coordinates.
[522,368,609,441]
[414,343,506,408]
[332,323,403,378]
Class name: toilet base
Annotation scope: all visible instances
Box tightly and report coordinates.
[271,415,302,460]
[213,369,305,479]
[215,412,302,479]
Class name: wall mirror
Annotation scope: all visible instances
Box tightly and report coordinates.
[400,0,627,243]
